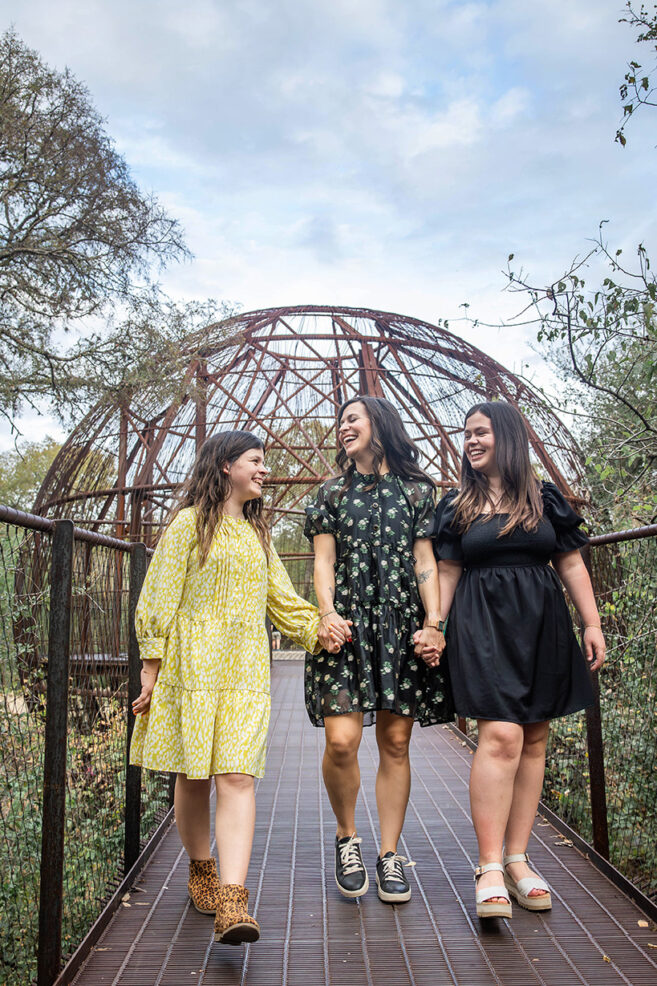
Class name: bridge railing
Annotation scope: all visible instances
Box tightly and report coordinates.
[1,506,656,985]
[543,524,657,904]
[0,507,169,986]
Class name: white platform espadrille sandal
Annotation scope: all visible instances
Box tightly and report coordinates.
[474,862,512,919]
[503,853,552,911]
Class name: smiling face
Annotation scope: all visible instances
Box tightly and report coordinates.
[338,400,373,463]
[224,447,268,503]
[464,410,498,477]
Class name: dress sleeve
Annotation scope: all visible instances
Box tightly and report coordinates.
[432,490,464,562]
[304,481,338,542]
[266,546,322,654]
[541,482,589,553]
[412,483,436,540]
[135,509,197,662]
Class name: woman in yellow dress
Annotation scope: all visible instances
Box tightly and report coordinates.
[130,430,334,945]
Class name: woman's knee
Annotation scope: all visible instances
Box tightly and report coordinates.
[521,721,550,757]
[478,721,524,762]
[215,772,254,795]
[377,724,412,762]
[325,725,361,765]
[176,774,211,795]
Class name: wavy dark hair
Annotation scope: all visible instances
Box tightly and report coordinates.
[335,396,435,490]
[167,431,270,565]
[453,401,543,536]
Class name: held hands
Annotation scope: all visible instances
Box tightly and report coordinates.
[318,611,353,653]
[584,625,606,672]
[413,626,446,667]
[132,666,159,716]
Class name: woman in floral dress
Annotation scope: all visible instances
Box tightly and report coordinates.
[131,431,335,945]
[305,396,453,904]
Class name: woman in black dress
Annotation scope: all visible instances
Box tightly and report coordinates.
[431,402,605,919]
[305,396,453,904]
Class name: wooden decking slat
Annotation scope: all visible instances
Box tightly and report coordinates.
[71,662,657,986]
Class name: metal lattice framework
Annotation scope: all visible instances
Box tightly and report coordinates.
[33,305,586,544]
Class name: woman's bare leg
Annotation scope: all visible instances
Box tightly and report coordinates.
[504,721,550,896]
[375,712,414,855]
[323,712,364,837]
[214,773,256,885]
[175,774,212,859]
[470,720,524,900]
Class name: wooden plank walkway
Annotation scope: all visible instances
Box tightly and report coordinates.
[72,661,657,986]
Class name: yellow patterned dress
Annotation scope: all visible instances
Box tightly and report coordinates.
[130,508,321,779]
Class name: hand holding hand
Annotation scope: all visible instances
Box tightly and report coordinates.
[132,667,158,716]
[413,626,445,667]
[320,611,353,652]
[584,625,606,672]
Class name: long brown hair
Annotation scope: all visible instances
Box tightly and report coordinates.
[453,402,543,536]
[335,396,435,490]
[168,431,271,565]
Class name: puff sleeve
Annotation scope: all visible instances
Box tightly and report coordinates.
[432,489,464,562]
[412,482,436,540]
[135,508,197,662]
[541,482,588,554]
[266,546,322,654]
[304,481,339,542]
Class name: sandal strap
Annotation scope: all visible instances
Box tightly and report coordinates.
[503,852,530,866]
[474,862,505,880]
[476,885,510,904]
[514,876,550,896]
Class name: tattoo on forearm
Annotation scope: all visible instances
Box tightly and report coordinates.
[417,569,432,584]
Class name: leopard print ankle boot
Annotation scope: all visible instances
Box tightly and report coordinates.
[188,858,220,914]
[214,884,260,945]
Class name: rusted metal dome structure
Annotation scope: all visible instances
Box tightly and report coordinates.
[34,305,586,555]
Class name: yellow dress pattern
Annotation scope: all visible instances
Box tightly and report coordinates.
[130,508,321,779]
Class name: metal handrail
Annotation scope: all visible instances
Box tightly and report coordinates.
[2,502,656,983]
[0,503,138,551]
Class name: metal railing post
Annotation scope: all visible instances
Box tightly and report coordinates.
[581,543,610,859]
[37,520,74,986]
[124,542,147,873]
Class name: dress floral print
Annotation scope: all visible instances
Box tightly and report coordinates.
[130,508,321,779]
[304,472,453,727]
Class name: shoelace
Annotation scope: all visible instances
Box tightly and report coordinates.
[381,853,415,882]
[339,835,365,876]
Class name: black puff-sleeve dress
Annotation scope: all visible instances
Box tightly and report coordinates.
[433,482,594,723]
[304,471,454,728]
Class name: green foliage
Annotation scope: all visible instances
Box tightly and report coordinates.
[504,234,657,525]
[0,528,170,986]
[616,2,657,145]
[0,436,61,510]
[543,536,657,900]
[0,28,190,421]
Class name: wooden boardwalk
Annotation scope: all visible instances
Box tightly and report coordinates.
[72,661,657,986]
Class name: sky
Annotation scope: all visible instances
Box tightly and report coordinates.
[1,0,655,448]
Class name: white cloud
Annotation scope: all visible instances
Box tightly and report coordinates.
[2,0,656,444]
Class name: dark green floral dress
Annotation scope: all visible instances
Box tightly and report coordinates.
[303,471,454,727]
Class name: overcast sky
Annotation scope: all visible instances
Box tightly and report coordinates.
[2,0,655,448]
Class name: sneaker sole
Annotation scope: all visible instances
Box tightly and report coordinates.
[215,922,261,945]
[375,873,411,904]
[335,871,369,898]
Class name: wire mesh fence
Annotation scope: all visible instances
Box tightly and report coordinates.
[543,530,657,902]
[2,501,656,984]
[0,512,171,986]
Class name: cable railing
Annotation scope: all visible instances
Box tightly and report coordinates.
[1,505,656,985]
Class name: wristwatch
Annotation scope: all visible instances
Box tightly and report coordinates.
[428,620,446,633]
